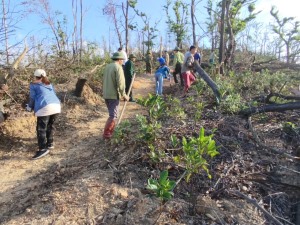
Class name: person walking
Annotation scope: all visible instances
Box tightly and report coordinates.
[209,49,216,65]
[194,49,201,65]
[163,50,170,66]
[26,69,61,159]
[154,57,170,96]
[124,53,136,102]
[102,52,129,139]
[172,47,184,86]
[181,45,197,97]
[118,47,128,70]
[145,51,153,74]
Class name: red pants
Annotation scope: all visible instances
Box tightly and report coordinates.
[182,71,196,92]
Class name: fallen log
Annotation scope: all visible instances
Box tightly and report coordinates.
[267,93,300,101]
[193,61,221,104]
[240,101,300,116]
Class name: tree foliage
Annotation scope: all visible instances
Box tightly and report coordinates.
[270,6,300,63]
[164,0,189,48]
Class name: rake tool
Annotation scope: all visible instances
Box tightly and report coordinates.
[117,73,136,126]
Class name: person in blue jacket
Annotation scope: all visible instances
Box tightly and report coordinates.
[26,69,61,159]
[155,58,170,95]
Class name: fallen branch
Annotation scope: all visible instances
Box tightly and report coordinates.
[240,101,300,116]
[229,189,283,225]
[267,93,300,102]
[89,63,105,74]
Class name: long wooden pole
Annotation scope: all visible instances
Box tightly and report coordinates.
[117,73,136,126]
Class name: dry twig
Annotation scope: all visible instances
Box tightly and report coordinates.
[229,189,284,225]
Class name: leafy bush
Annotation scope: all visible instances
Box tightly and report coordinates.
[219,93,243,114]
[112,120,131,144]
[147,170,176,202]
[174,127,219,181]
[136,115,162,144]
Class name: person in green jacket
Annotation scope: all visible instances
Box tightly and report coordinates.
[124,53,136,102]
[172,47,184,86]
[102,52,129,139]
[145,51,153,74]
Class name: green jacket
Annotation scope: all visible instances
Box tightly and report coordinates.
[124,59,135,86]
[102,62,126,99]
[173,52,184,67]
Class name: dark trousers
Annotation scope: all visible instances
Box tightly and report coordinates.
[173,63,184,86]
[36,114,58,150]
[125,79,133,100]
[105,99,120,120]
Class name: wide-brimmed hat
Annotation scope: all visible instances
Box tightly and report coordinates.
[111,52,125,60]
[174,47,180,51]
[129,54,136,59]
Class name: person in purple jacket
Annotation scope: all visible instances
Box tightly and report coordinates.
[26,69,61,159]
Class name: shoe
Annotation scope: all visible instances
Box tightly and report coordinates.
[103,118,116,139]
[47,144,54,149]
[32,149,49,160]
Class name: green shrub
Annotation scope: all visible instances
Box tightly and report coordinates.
[174,127,219,181]
[147,170,176,202]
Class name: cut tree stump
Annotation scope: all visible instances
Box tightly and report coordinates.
[74,78,87,97]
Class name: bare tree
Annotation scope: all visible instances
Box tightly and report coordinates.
[71,0,78,59]
[24,0,68,57]
[1,0,9,65]
[79,0,83,61]
[103,0,123,48]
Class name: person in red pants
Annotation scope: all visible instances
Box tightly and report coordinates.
[102,52,129,139]
[181,45,197,97]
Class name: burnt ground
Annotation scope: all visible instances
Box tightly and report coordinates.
[0,73,299,225]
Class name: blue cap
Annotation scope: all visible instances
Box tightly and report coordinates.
[158,57,165,65]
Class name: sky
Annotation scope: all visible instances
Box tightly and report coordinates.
[9,0,300,52]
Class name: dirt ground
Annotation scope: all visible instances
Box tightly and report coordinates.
[0,74,299,225]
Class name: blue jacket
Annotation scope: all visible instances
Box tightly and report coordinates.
[155,65,170,79]
[28,82,60,113]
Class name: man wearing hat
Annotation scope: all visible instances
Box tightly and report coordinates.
[102,52,129,139]
[124,53,136,102]
[172,47,184,86]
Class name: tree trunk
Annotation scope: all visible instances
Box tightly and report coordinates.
[159,36,163,57]
[224,0,235,69]
[80,0,83,62]
[240,102,300,116]
[191,0,196,46]
[219,0,225,64]
[218,0,226,74]
[194,61,221,104]
[2,0,9,65]
[72,0,78,60]
[124,1,129,53]
[286,40,290,63]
